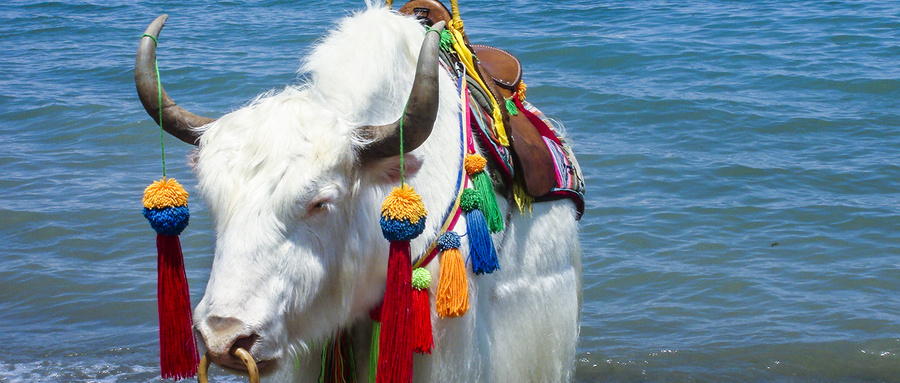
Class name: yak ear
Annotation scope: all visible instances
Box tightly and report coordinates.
[363,154,423,185]
[188,148,201,172]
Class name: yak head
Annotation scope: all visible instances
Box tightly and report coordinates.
[135,8,454,376]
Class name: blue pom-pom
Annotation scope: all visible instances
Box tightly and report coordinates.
[437,232,461,251]
[380,216,427,241]
[143,205,190,236]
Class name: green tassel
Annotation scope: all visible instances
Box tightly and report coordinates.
[471,171,504,232]
[440,29,454,52]
[505,97,519,116]
[368,322,380,383]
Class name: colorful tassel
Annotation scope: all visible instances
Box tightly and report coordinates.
[368,306,382,383]
[464,154,503,233]
[411,268,433,354]
[439,30,454,52]
[320,330,357,383]
[142,178,198,380]
[460,189,499,275]
[516,81,528,101]
[435,232,469,317]
[377,184,427,383]
[505,97,519,116]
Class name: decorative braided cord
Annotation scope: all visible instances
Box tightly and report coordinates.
[413,62,469,269]
[449,0,462,31]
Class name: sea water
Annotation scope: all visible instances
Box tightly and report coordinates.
[1,1,898,381]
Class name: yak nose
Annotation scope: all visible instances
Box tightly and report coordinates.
[200,315,261,371]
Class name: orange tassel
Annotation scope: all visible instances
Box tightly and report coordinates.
[434,233,469,318]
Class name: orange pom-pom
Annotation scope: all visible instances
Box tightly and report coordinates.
[464,154,487,175]
[381,183,427,224]
[143,178,188,209]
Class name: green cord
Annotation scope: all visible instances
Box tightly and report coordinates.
[399,108,404,186]
[142,33,166,178]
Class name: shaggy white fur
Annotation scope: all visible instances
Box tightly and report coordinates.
[191,4,581,382]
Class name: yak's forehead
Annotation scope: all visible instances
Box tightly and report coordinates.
[194,7,425,222]
[195,87,353,224]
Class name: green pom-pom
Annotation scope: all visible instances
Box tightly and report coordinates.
[412,267,431,290]
[460,188,480,212]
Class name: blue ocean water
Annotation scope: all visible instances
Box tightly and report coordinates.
[1,1,898,382]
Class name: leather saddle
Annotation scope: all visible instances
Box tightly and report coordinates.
[399,0,558,197]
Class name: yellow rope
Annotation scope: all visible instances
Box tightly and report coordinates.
[450,0,462,31]
[447,25,509,146]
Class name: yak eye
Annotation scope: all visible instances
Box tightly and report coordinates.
[308,200,329,213]
[307,196,334,214]
[307,184,341,215]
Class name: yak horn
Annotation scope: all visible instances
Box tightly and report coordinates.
[135,15,213,146]
[359,21,446,160]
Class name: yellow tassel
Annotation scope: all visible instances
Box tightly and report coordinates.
[436,247,469,318]
[512,181,533,217]
[516,81,528,101]
[143,178,188,210]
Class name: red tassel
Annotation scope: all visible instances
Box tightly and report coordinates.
[412,288,433,354]
[377,241,414,383]
[156,234,199,380]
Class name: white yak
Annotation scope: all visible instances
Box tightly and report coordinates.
[135,4,581,382]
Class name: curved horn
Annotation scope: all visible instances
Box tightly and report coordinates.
[135,15,213,146]
[359,21,446,160]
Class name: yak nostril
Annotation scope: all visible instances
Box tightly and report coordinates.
[206,315,246,334]
[231,333,260,355]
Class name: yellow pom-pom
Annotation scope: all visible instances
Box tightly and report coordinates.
[143,178,188,209]
[381,183,427,224]
[464,154,487,175]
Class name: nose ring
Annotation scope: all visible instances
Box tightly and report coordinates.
[197,347,259,383]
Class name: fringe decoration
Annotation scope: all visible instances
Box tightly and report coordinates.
[377,184,427,383]
[512,179,534,216]
[411,268,433,354]
[464,154,503,233]
[460,189,499,275]
[320,330,357,383]
[368,306,382,383]
[143,178,198,380]
[435,232,469,317]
